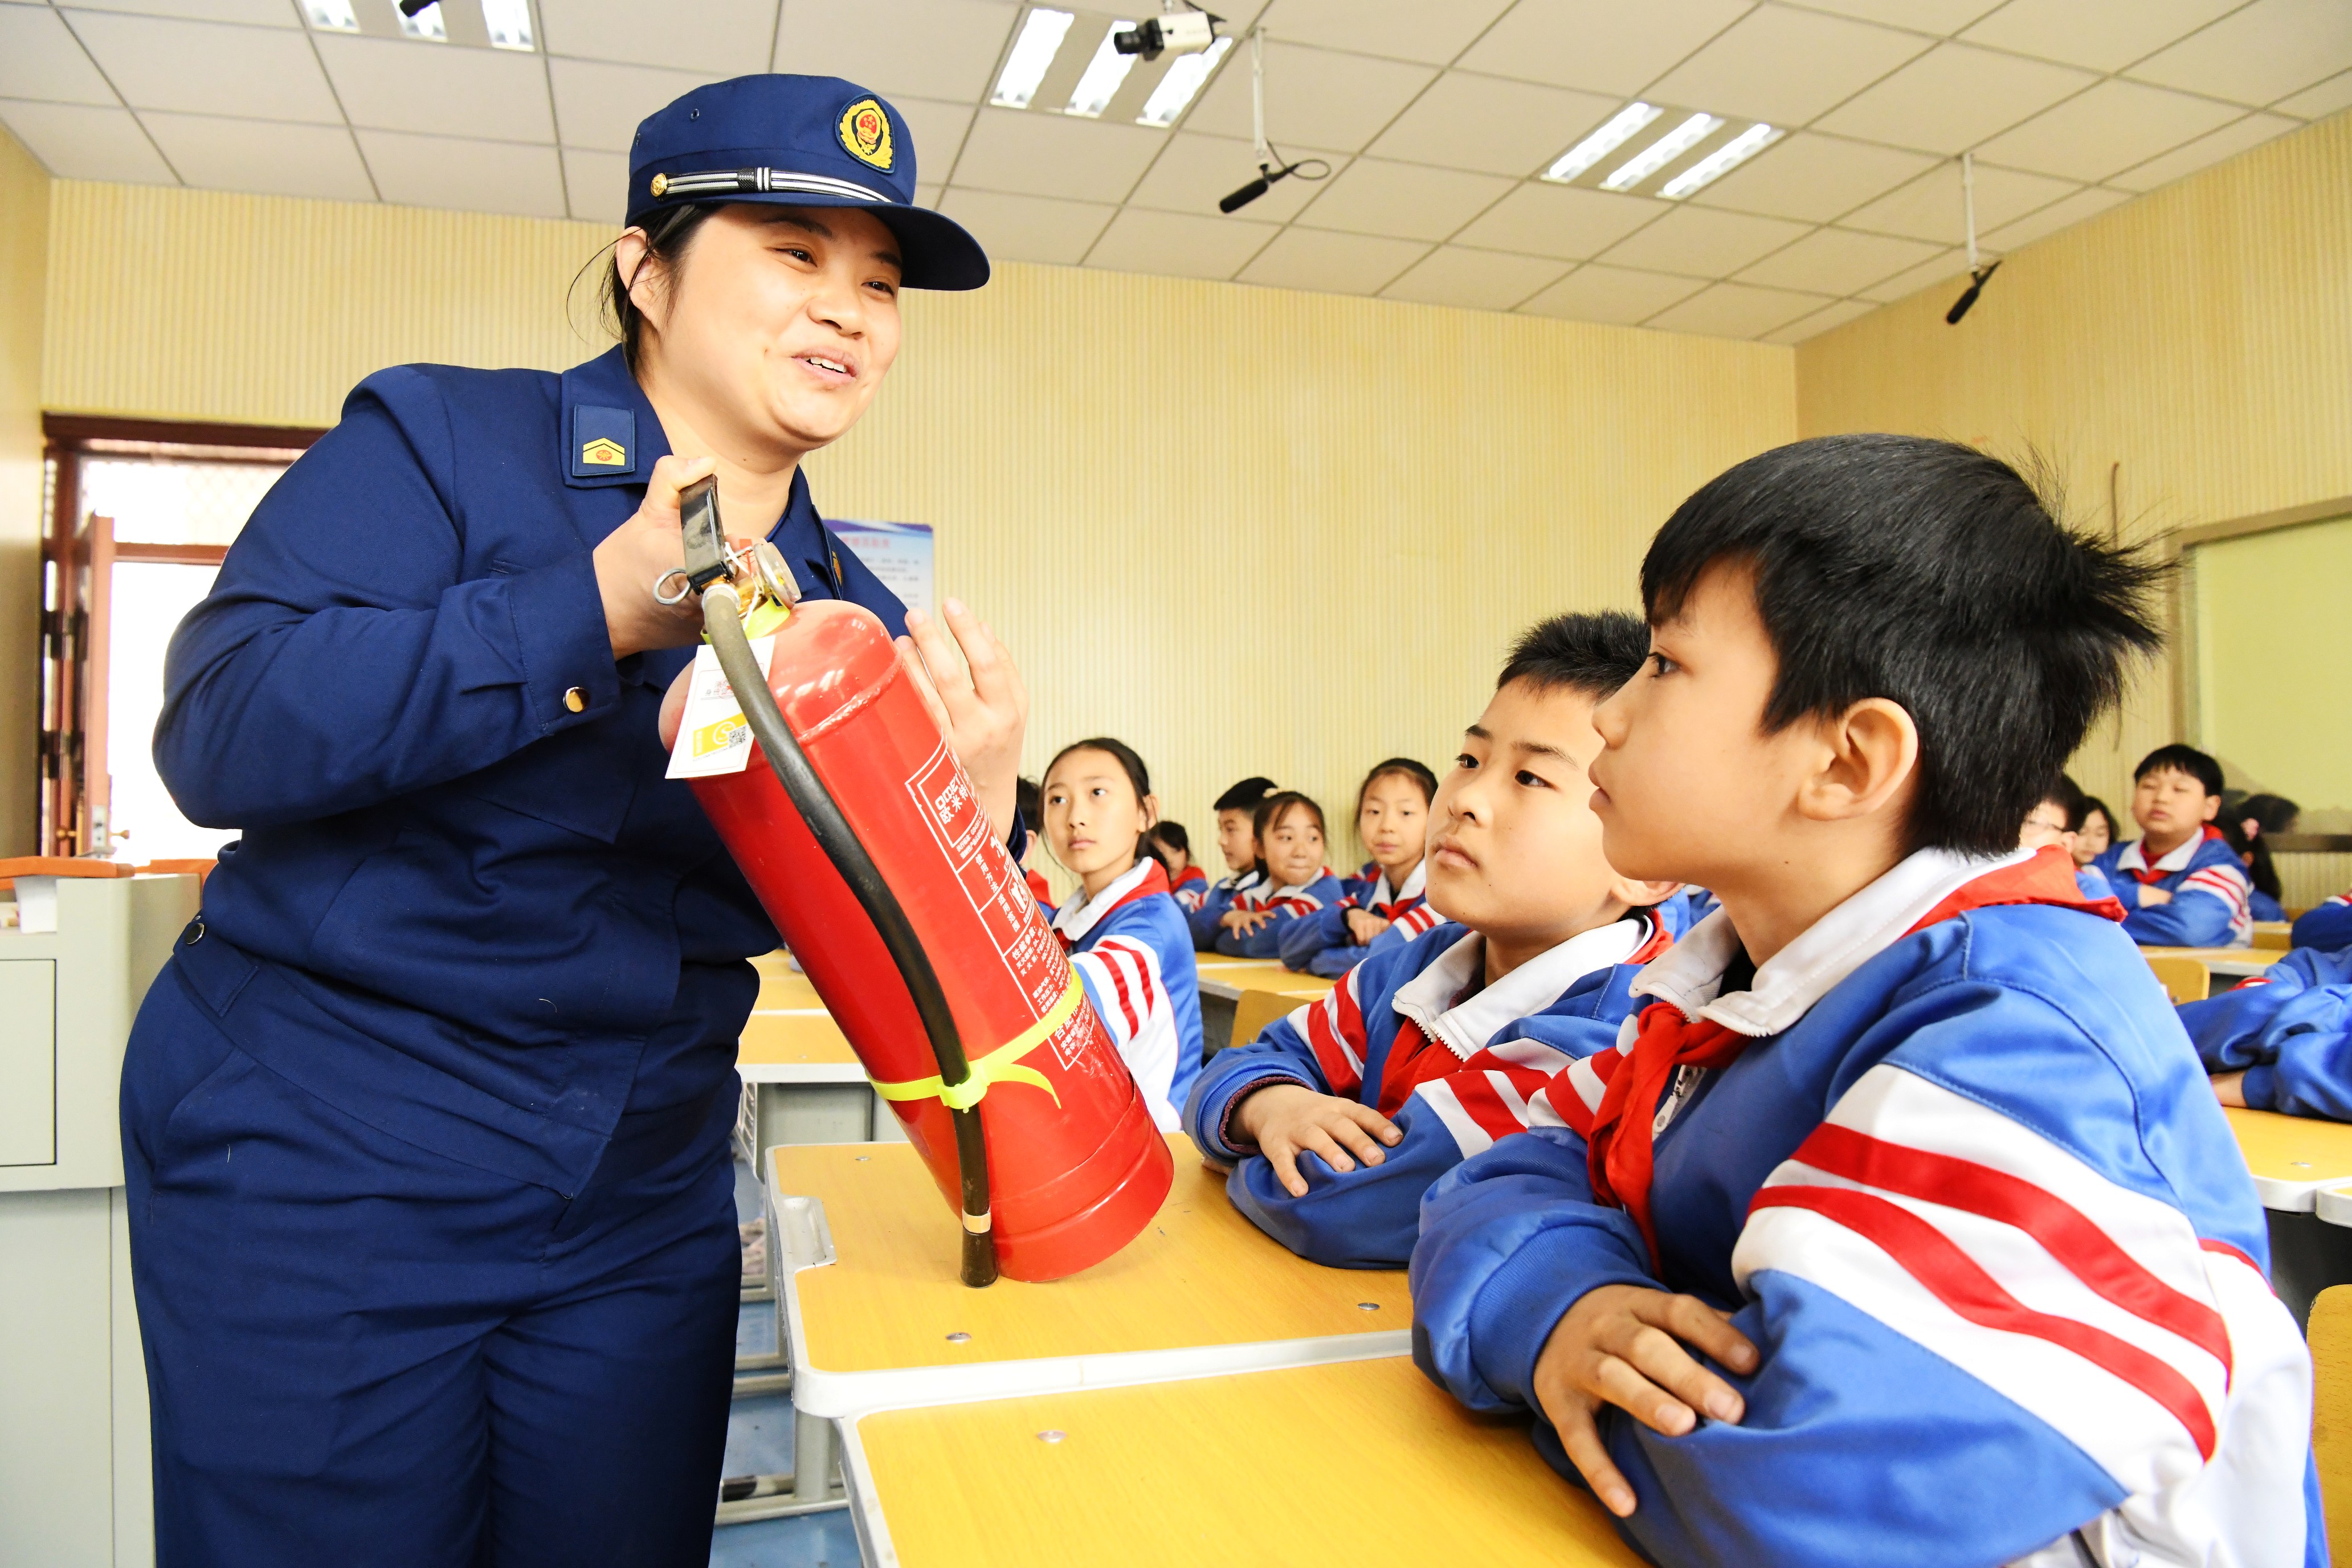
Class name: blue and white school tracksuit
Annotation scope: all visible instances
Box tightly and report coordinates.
[1214,869,1346,959]
[1186,869,1261,951]
[2096,827,2254,946]
[2180,945,2352,1121]
[1279,859,1430,977]
[2293,892,2352,953]
[1051,859,1202,1129]
[1169,863,1208,912]
[1186,909,1671,1268]
[1411,847,2315,1568]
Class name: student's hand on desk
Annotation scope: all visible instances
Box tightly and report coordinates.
[1231,1085,1400,1197]
[1222,908,1272,935]
[1345,909,1391,945]
[2212,1070,2249,1108]
[1532,1284,1758,1519]
[2138,886,2173,906]
[897,599,1030,843]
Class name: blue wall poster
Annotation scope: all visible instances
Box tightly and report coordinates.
[830,519,934,618]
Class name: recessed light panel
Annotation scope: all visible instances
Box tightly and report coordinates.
[1547,101,1785,200]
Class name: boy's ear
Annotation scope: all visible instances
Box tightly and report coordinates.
[1607,872,1684,911]
[2198,794,2221,824]
[1795,697,1919,825]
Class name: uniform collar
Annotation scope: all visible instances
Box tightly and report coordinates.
[1051,858,1169,944]
[1367,858,1426,908]
[2118,826,2216,876]
[1393,916,1648,1061]
[559,347,670,490]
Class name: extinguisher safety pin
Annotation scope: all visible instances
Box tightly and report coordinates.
[652,567,698,606]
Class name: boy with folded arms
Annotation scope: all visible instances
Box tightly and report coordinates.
[1411,436,2314,1567]
[1185,613,1679,1267]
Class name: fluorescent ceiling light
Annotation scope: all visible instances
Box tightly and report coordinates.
[1065,21,1140,117]
[992,7,1075,109]
[1137,34,1231,126]
[1544,102,1661,183]
[301,0,357,30]
[397,0,447,39]
[1659,122,1781,199]
[481,0,533,50]
[1600,111,1719,192]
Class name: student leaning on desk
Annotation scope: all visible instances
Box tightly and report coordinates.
[117,75,1028,1568]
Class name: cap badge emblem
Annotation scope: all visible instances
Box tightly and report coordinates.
[580,437,628,467]
[838,98,894,172]
[650,173,669,198]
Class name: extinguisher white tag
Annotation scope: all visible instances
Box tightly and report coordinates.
[664,635,778,779]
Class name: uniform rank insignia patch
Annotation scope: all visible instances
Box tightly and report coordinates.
[838,97,894,172]
[580,438,627,467]
[570,405,636,479]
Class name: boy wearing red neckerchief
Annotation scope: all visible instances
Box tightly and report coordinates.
[2092,744,2255,948]
[1408,436,2317,1568]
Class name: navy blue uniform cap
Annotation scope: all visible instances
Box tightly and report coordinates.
[628,74,988,291]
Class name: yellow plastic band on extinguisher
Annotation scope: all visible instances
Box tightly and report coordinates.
[869,971,1083,1112]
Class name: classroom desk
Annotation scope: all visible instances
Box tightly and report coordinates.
[2142,946,2286,981]
[1193,959,1336,1003]
[738,963,903,1155]
[838,1357,1643,1568]
[2255,922,2293,950]
[2231,1111,2352,1329]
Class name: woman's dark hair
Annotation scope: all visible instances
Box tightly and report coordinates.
[1148,821,1190,855]
[1251,790,1326,879]
[1641,435,2165,857]
[2219,793,2297,903]
[1045,738,1157,877]
[602,202,722,373]
[1214,775,1279,814]
[1357,757,1438,814]
[2240,793,2301,836]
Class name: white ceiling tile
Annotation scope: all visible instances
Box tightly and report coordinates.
[0,5,117,106]
[914,179,943,208]
[2275,68,2352,118]
[1688,130,1937,222]
[1647,6,1934,126]
[1450,180,1662,259]
[1959,0,2245,73]
[1735,224,1943,292]
[1977,182,2130,249]
[317,33,554,144]
[1760,295,1879,342]
[1857,246,1965,300]
[65,9,343,122]
[1124,132,1349,222]
[1839,158,2079,243]
[1082,207,1277,280]
[561,146,628,222]
[1645,279,1832,337]
[1183,40,1435,153]
[1379,245,1569,309]
[1517,262,1706,324]
[1366,71,1620,179]
[2107,109,2298,190]
[1291,157,1514,242]
[358,128,569,216]
[1235,227,1428,295]
[141,111,373,198]
[548,59,717,153]
[1973,77,2243,182]
[1265,0,1518,65]
[949,107,1164,202]
[1793,0,2004,31]
[1813,42,2097,153]
[2128,0,2352,106]
[935,187,1114,264]
[771,0,1020,103]
[540,0,778,74]
[1595,203,1812,277]
[67,0,297,24]
[0,98,175,181]
[1455,0,1754,96]
[886,97,974,183]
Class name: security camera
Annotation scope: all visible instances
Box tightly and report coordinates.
[1114,12,1218,60]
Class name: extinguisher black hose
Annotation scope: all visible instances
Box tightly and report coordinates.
[702,585,999,1288]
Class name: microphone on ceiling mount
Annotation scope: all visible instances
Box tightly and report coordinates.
[397,0,438,11]
[1218,26,1329,215]
[1946,152,2000,325]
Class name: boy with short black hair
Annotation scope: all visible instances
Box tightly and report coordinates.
[1411,435,2313,1565]
[1185,612,1679,1267]
[2020,774,2114,902]
[1187,775,1277,949]
[2094,743,2253,947]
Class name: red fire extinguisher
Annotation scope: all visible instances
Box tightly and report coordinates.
[659,482,1173,1284]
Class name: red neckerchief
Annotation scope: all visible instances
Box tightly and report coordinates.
[2126,824,2224,885]
[1585,848,2122,1268]
[1052,860,1172,951]
[1173,865,1207,890]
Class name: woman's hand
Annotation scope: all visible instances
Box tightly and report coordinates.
[594,455,720,660]
[897,599,1028,842]
[1231,1084,1400,1197]
[1530,1284,1758,1518]
[1345,909,1392,946]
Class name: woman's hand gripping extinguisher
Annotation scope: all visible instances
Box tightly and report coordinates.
[667,479,1173,1285]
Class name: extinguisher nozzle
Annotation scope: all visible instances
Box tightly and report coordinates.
[961,1229,1000,1288]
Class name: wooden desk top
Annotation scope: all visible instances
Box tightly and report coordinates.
[849,1357,1644,1568]
[1195,960,1338,1002]
[2226,1107,2352,1212]
[753,965,828,1012]
[769,1134,1408,1412]
[2143,946,2285,979]
[737,1009,861,1072]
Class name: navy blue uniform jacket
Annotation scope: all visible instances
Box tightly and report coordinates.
[153,348,909,1197]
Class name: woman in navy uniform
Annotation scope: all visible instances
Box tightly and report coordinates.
[120,76,1019,1567]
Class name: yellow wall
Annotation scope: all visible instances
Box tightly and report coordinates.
[39,181,1796,885]
[1796,110,2352,817]
[0,132,48,856]
[2193,514,2352,820]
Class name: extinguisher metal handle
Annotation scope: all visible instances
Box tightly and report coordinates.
[700,581,1001,1289]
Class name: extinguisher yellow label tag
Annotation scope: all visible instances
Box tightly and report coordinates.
[691,713,746,758]
[871,971,1085,1112]
[664,635,779,781]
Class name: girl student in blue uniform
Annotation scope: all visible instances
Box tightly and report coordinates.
[1040,738,1206,1128]
[1216,791,1346,958]
[1279,758,1436,976]
[120,77,1024,1568]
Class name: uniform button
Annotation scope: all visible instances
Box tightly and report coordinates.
[564,687,587,713]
